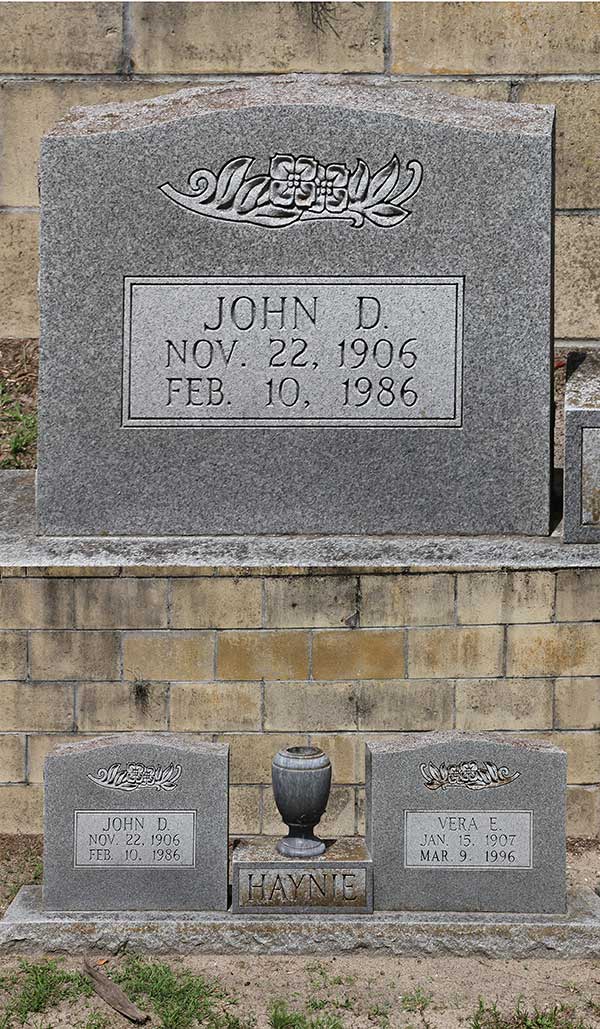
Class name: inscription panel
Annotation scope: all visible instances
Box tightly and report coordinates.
[404,810,532,870]
[74,810,196,868]
[237,867,368,910]
[123,277,463,428]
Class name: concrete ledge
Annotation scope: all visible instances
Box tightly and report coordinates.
[2,471,600,571]
[2,886,600,957]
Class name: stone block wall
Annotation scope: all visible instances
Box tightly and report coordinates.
[0,565,599,838]
[1,1,599,344]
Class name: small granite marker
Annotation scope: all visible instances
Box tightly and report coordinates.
[366,733,566,914]
[564,351,600,543]
[37,78,553,536]
[43,734,229,912]
[232,837,373,914]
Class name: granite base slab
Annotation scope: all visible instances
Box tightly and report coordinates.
[232,837,373,914]
[2,886,600,958]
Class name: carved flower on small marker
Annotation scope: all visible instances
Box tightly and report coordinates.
[269,154,319,208]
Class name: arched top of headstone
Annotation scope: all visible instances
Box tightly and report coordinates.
[45,76,554,142]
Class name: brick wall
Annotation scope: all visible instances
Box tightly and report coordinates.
[1,1,599,343]
[0,565,599,838]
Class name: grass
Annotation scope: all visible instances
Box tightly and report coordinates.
[0,959,92,1028]
[0,377,37,469]
[469,999,592,1029]
[270,999,344,1029]
[111,956,254,1029]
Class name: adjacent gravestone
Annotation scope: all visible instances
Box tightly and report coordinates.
[232,837,373,914]
[563,351,600,542]
[38,79,553,536]
[366,733,566,914]
[43,734,228,911]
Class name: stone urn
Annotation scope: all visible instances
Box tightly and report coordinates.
[272,745,332,858]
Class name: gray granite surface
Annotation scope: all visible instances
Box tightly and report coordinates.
[564,352,600,543]
[43,734,228,912]
[3,885,600,957]
[366,733,566,915]
[37,77,553,536]
[232,837,373,914]
[7,470,600,569]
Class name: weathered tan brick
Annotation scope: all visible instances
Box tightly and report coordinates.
[264,682,357,731]
[408,626,503,678]
[27,567,121,578]
[455,678,553,731]
[312,629,405,680]
[310,734,364,784]
[457,572,554,625]
[507,623,600,677]
[77,681,168,732]
[0,735,25,782]
[217,630,309,681]
[0,579,73,629]
[0,2,122,73]
[531,731,600,784]
[131,2,384,74]
[30,631,119,681]
[0,80,192,207]
[0,568,26,578]
[357,679,453,731]
[0,632,27,680]
[171,577,262,629]
[518,82,600,209]
[27,733,78,783]
[391,2,600,75]
[220,733,305,784]
[0,212,39,337]
[555,216,600,340]
[123,631,213,682]
[263,784,355,837]
[0,784,43,833]
[74,578,167,629]
[128,566,214,577]
[171,682,261,732]
[567,785,600,838]
[556,569,600,622]
[0,682,73,731]
[360,574,454,628]
[555,678,600,730]
[264,576,357,629]
[230,785,261,835]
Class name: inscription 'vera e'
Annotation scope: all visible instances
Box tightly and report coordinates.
[404,810,533,870]
[160,153,423,229]
[74,809,196,867]
[122,277,463,429]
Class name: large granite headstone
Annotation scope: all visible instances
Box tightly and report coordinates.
[564,351,600,542]
[366,733,566,914]
[38,79,553,536]
[43,734,228,912]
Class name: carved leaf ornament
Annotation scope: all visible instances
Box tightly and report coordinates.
[160,153,423,229]
[420,760,520,792]
[87,762,182,792]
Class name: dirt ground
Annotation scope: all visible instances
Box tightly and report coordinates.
[0,837,599,1028]
[0,951,598,1028]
